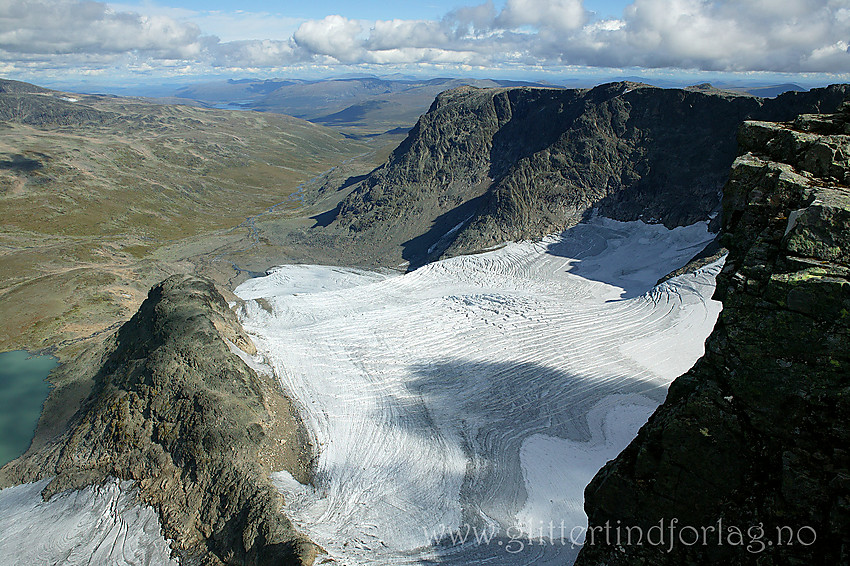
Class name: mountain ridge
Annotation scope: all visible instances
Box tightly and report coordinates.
[298,81,850,270]
[0,275,317,565]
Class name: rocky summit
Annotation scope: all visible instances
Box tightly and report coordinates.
[0,275,317,566]
[577,103,850,564]
[313,82,849,269]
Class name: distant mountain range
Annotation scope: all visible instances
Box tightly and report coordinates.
[173,77,555,134]
[41,74,814,137]
[171,77,814,136]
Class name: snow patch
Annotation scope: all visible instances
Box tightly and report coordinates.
[0,478,176,565]
[427,214,474,255]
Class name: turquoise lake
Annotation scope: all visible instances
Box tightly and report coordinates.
[0,350,58,467]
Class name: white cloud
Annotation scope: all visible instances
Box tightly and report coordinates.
[1,0,849,81]
[292,15,365,63]
[212,39,301,67]
[444,1,498,33]
[0,0,203,57]
[367,19,450,51]
[602,0,850,72]
[497,0,589,31]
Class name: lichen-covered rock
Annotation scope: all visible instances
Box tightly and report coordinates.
[0,275,317,566]
[577,103,850,565]
[319,82,849,269]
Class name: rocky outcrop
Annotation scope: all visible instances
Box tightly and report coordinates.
[577,103,850,564]
[0,83,118,127]
[0,275,317,566]
[319,82,849,269]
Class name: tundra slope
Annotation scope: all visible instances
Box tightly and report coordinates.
[298,82,849,269]
[578,103,850,564]
[0,78,372,360]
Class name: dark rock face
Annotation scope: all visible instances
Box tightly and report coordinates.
[325,82,849,269]
[577,104,850,564]
[0,275,317,566]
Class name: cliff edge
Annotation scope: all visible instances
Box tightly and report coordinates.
[577,103,850,564]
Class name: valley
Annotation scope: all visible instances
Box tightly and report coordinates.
[0,76,847,566]
[0,79,394,360]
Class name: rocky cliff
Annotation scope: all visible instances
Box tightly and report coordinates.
[577,103,850,564]
[313,82,849,269]
[0,275,317,566]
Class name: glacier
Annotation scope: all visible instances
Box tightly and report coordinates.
[235,217,725,566]
[0,478,177,566]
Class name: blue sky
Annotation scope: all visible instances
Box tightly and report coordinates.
[1,0,849,87]
[126,1,629,21]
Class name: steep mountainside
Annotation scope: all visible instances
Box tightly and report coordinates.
[577,103,850,564]
[0,275,317,566]
[307,82,849,269]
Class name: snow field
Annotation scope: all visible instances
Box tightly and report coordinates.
[0,478,177,566]
[236,217,725,565]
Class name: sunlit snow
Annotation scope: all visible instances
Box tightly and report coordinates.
[235,217,725,566]
[0,478,177,566]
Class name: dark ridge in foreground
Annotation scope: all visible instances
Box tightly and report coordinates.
[306,82,849,270]
[577,103,850,564]
[0,275,317,566]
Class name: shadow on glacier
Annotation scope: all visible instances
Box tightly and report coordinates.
[543,220,713,300]
[415,532,581,566]
[391,358,668,566]
[403,358,667,468]
[401,194,489,271]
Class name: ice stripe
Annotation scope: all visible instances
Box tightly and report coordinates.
[0,478,177,566]
[237,217,724,566]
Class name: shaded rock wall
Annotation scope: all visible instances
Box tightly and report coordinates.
[577,103,850,564]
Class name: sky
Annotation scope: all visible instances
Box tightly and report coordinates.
[1,0,849,88]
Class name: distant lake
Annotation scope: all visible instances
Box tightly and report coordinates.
[0,351,58,467]
[210,100,254,111]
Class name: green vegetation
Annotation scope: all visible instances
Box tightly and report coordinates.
[0,87,374,358]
